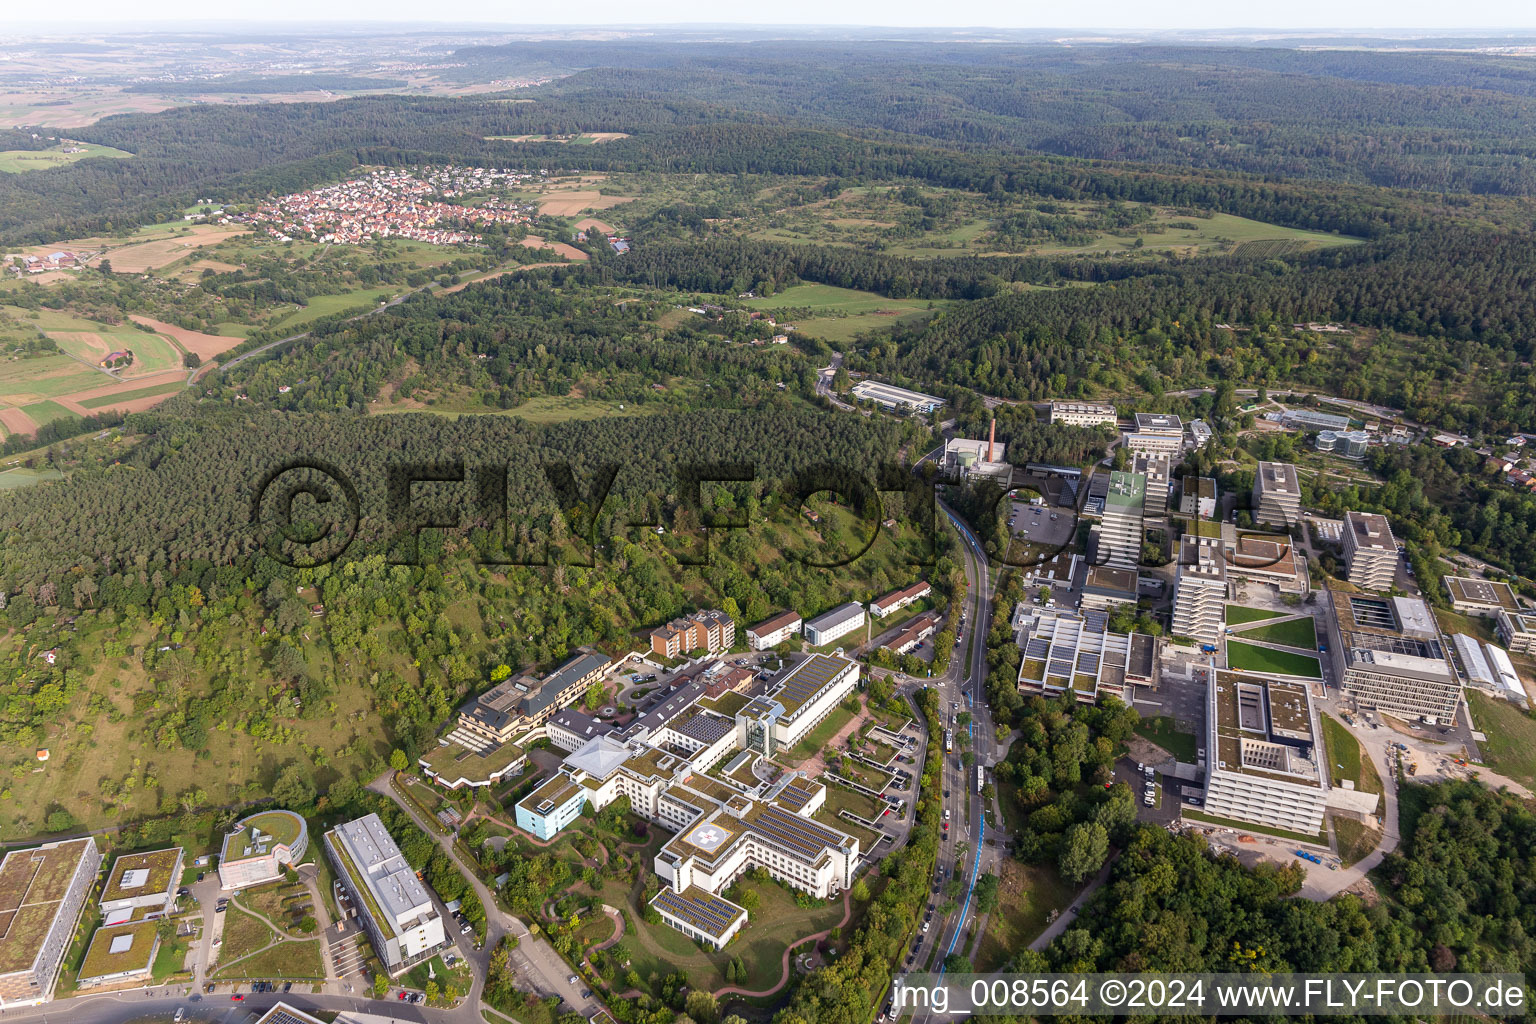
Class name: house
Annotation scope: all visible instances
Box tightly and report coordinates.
[870,581,931,618]
[747,611,802,650]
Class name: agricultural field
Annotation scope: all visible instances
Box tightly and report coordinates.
[536,190,636,218]
[102,225,249,273]
[0,142,132,173]
[742,283,941,344]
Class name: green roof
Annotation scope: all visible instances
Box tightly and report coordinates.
[0,839,95,974]
[326,829,394,940]
[101,847,182,904]
[241,811,303,848]
[420,740,526,786]
[78,921,159,983]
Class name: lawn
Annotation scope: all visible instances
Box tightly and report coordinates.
[151,927,192,982]
[1226,605,1285,625]
[403,953,473,996]
[1225,640,1322,678]
[373,393,669,424]
[973,859,1076,971]
[1332,815,1383,868]
[239,880,313,937]
[1233,615,1318,650]
[614,871,844,993]
[1028,210,1358,257]
[1466,690,1536,790]
[214,938,324,980]
[789,705,859,760]
[1133,715,1199,762]
[0,142,132,173]
[0,467,64,490]
[1320,713,1383,795]
[272,288,392,329]
[741,283,940,344]
[216,906,274,964]
[1435,607,1499,645]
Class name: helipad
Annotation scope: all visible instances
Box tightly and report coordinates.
[685,821,734,852]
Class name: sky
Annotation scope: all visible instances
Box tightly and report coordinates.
[16,0,1536,30]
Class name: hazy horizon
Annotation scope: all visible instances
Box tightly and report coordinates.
[6,2,1536,33]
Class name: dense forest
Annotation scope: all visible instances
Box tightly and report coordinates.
[1026,783,1536,977]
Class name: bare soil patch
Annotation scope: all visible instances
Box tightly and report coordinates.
[78,391,181,415]
[518,235,587,261]
[537,191,635,217]
[0,406,38,436]
[574,218,616,236]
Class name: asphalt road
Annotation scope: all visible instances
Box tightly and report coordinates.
[901,499,997,1008]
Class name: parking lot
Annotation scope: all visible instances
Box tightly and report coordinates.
[1116,756,1180,825]
[1135,654,1209,737]
[1008,500,1077,550]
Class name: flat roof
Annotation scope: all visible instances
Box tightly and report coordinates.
[650,886,746,939]
[254,1004,330,1024]
[1133,412,1183,431]
[1084,565,1137,595]
[774,781,822,811]
[524,773,585,811]
[1105,470,1146,509]
[770,654,855,720]
[669,707,734,745]
[329,814,437,931]
[1256,461,1300,496]
[804,602,864,633]
[420,738,527,782]
[1227,534,1299,578]
[223,810,305,863]
[100,848,181,904]
[0,838,95,975]
[77,920,158,982]
[1345,510,1396,551]
[1444,576,1519,611]
[1211,671,1321,787]
[1502,610,1536,635]
[849,380,944,407]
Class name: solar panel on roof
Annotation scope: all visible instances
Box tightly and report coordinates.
[654,889,742,936]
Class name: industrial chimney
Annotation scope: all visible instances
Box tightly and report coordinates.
[987,418,996,464]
